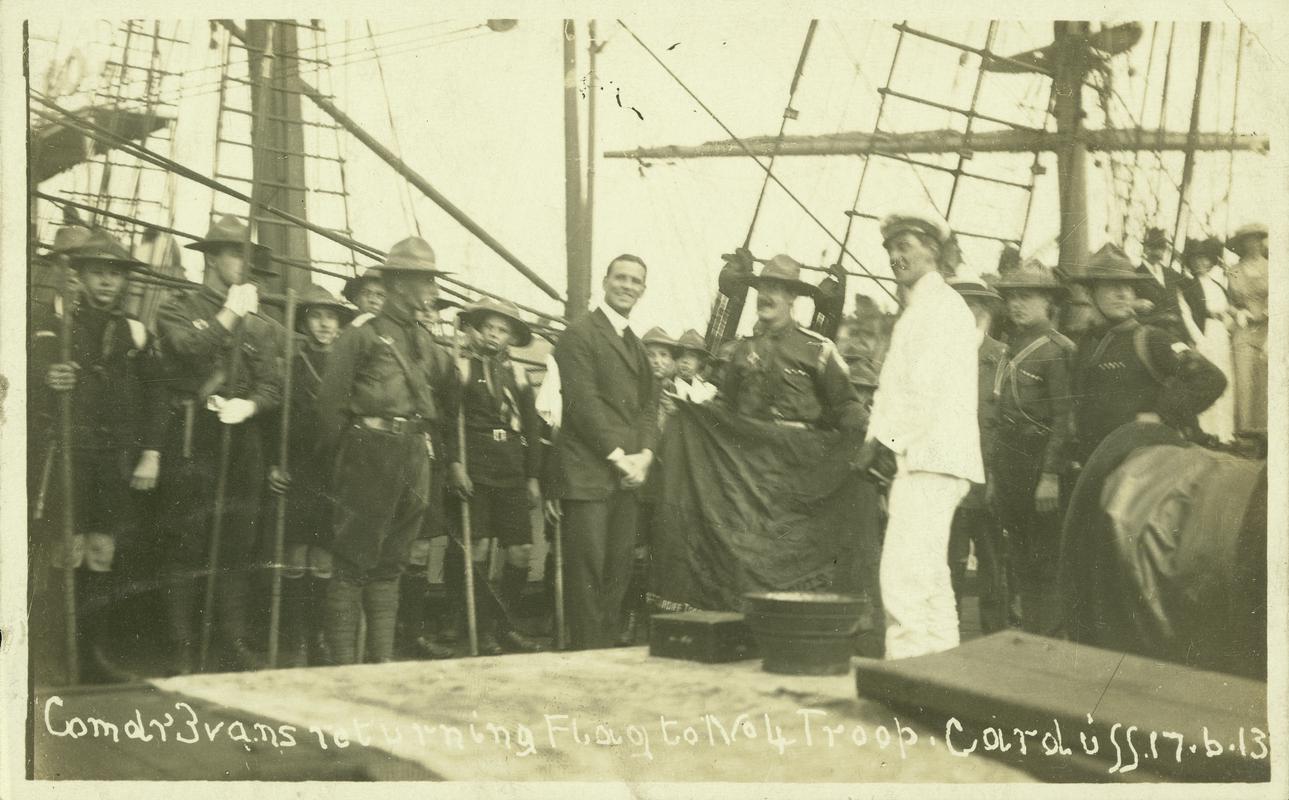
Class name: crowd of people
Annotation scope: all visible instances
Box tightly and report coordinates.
[27,206,1265,683]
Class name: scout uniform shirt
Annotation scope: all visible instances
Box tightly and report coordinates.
[718,325,863,430]
[314,299,452,457]
[154,287,284,424]
[447,350,542,488]
[993,323,1075,476]
[30,301,166,453]
[1070,317,1225,463]
[961,334,1006,509]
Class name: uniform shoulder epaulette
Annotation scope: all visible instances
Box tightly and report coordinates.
[1045,329,1076,352]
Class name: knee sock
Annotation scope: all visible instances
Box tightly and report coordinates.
[325,578,363,665]
[363,579,401,662]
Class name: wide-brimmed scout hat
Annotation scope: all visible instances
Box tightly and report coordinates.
[879,208,952,247]
[460,296,532,347]
[749,254,819,298]
[1182,237,1225,264]
[641,326,680,352]
[342,268,383,303]
[65,229,148,272]
[675,329,714,359]
[296,284,357,332]
[947,274,1003,305]
[185,215,274,274]
[994,260,1066,294]
[49,224,93,255]
[1225,222,1267,254]
[378,236,450,275]
[1068,243,1154,285]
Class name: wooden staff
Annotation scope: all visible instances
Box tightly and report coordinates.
[267,288,298,668]
[453,316,480,657]
[552,514,567,651]
[32,440,57,521]
[199,23,274,671]
[58,269,80,684]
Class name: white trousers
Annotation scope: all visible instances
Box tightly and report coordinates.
[880,469,969,660]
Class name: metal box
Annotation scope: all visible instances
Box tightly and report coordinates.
[648,610,758,663]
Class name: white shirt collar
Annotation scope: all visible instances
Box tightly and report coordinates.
[597,301,632,336]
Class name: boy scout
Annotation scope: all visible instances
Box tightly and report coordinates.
[673,329,718,403]
[154,216,283,674]
[342,267,386,323]
[945,275,1009,635]
[1069,244,1227,466]
[991,263,1075,634]
[444,298,546,654]
[267,285,355,666]
[314,236,459,664]
[31,230,165,683]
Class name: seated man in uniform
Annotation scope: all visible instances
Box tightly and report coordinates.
[716,254,864,433]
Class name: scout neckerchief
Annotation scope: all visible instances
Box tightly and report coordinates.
[456,350,523,433]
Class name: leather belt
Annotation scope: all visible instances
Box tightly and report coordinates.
[358,416,428,435]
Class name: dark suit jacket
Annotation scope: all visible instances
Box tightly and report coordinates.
[553,308,658,501]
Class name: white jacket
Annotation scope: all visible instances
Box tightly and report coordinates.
[867,271,985,483]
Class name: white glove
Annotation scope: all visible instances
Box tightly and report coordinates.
[223,283,259,318]
[218,397,257,425]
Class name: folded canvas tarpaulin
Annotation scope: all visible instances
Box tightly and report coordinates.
[1058,421,1266,678]
[649,401,880,612]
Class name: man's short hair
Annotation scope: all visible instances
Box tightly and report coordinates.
[606,253,647,278]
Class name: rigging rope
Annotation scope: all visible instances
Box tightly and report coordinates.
[743,19,817,249]
[366,21,423,237]
[1223,24,1245,234]
[615,19,899,302]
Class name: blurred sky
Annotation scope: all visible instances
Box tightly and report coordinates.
[29,16,1274,331]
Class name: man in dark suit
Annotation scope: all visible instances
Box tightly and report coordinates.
[553,254,658,649]
[1135,226,1204,342]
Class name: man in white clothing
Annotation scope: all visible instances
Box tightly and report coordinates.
[855,210,985,660]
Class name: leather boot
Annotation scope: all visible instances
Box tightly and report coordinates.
[218,570,264,671]
[395,573,428,657]
[77,571,138,685]
[363,579,401,663]
[497,563,545,653]
[325,577,363,665]
[471,561,503,656]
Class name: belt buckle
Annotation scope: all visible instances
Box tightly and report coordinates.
[492,429,508,443]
